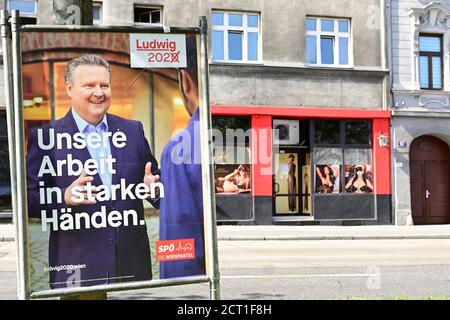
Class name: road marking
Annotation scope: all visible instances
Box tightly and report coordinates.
[222,273,374,280]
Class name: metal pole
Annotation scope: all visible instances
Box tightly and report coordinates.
[31,275,210,299]
[11,10,31,300]
[199,16,220,300]
[1,9,19,296]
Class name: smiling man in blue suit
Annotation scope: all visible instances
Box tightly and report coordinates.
[26,54,160,289]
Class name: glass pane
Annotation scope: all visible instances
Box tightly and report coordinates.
[345,120,372,145]
[9,0,36,14]
[344,149,372,164]
[315,120,340,144]
[212,116,251,136]
[229,13,243,26]
[321,37,334,64]
[275,196,299,214]
[419,36,441,52]
[214,163,251,194]
[213,147,251,165]
[419,56,429,89]
[212,116,251,157]
[248,15,258,27]
[314,148,343,165]
[93,6,100,20]
[339,20,349,32]
[306,18,316,31]
[228,32,243,60]
[306,36,317,64]
[314,148,341,194]
[344,150,373,194]
[315,164,340,194]
[339,37,349,65]
[248,32,258,61]
[432,57,442,89]
[321,19,334,32]
[212,31,224,60]
[150,11,161,24]
[274,153,299,213]
[212,12,224,25]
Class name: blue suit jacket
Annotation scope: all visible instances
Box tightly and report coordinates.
[159,108,205,278]
[26,110,159,289]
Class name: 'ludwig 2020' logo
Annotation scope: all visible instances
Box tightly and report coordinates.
[130,34,187,68]
[156,239,195,262]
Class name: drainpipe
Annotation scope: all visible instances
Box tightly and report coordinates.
[384,0,397,225]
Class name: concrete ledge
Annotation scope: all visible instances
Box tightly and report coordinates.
[217,225,450,241]
[218,235,450,241]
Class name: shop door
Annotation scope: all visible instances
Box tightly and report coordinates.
[410,136,450,225]
[273,151,301,215]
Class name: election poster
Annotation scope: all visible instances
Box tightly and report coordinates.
[21,31,207,292]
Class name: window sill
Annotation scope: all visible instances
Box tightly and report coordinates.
[210,60,264,66]
[305,64,354,70]
[133,22,163,26]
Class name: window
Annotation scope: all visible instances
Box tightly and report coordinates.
[306,17,350,66]
[212,116,252,194]
[419,35,442,90]
[212,11,260,63]
[345,120,372,145]
[93,2,102,25]
[8,0,37,24]
[313,120,373,194]
[314,120,340,145]
[134,6,162,25]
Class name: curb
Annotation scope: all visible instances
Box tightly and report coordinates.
[218,235,450,241]
[2,235,450,242]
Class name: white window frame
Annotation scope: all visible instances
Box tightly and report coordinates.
[133,5,163,26]
[306,17,352,68]
[7,0,37,18]
[93,2,102,26]
[211,11,261,64]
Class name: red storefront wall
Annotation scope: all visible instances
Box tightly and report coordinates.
[211,106,391,199]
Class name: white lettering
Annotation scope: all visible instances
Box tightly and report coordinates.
[36,129,127,151]
[40,206,148,231]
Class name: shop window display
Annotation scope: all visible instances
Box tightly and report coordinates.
[314,148,341,194]
[344,149,373,194]
[212,116,251,195]
[313,120,372,195]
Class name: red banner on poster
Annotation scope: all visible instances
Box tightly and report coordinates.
[156,239,196,262]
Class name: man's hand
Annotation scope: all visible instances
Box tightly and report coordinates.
[64,171,97,206]
[144,162,160,198]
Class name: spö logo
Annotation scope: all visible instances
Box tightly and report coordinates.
[156,239,196,262]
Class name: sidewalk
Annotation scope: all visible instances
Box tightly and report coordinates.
[0,224,14,242]
[1,222,450,242]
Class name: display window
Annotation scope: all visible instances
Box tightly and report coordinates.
[212,116,251,195]
[313,120,372,195]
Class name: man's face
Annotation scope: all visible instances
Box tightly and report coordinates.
[66,64,111,125]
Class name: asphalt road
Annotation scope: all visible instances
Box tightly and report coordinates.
[1,239,450,300]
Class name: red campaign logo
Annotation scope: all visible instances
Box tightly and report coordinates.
[156,239,195,262]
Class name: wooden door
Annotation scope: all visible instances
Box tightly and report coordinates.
[410,136,449,225]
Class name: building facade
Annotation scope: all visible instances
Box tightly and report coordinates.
[391,0,450,225]
[208,1,391,225]
[0,0,392,225]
